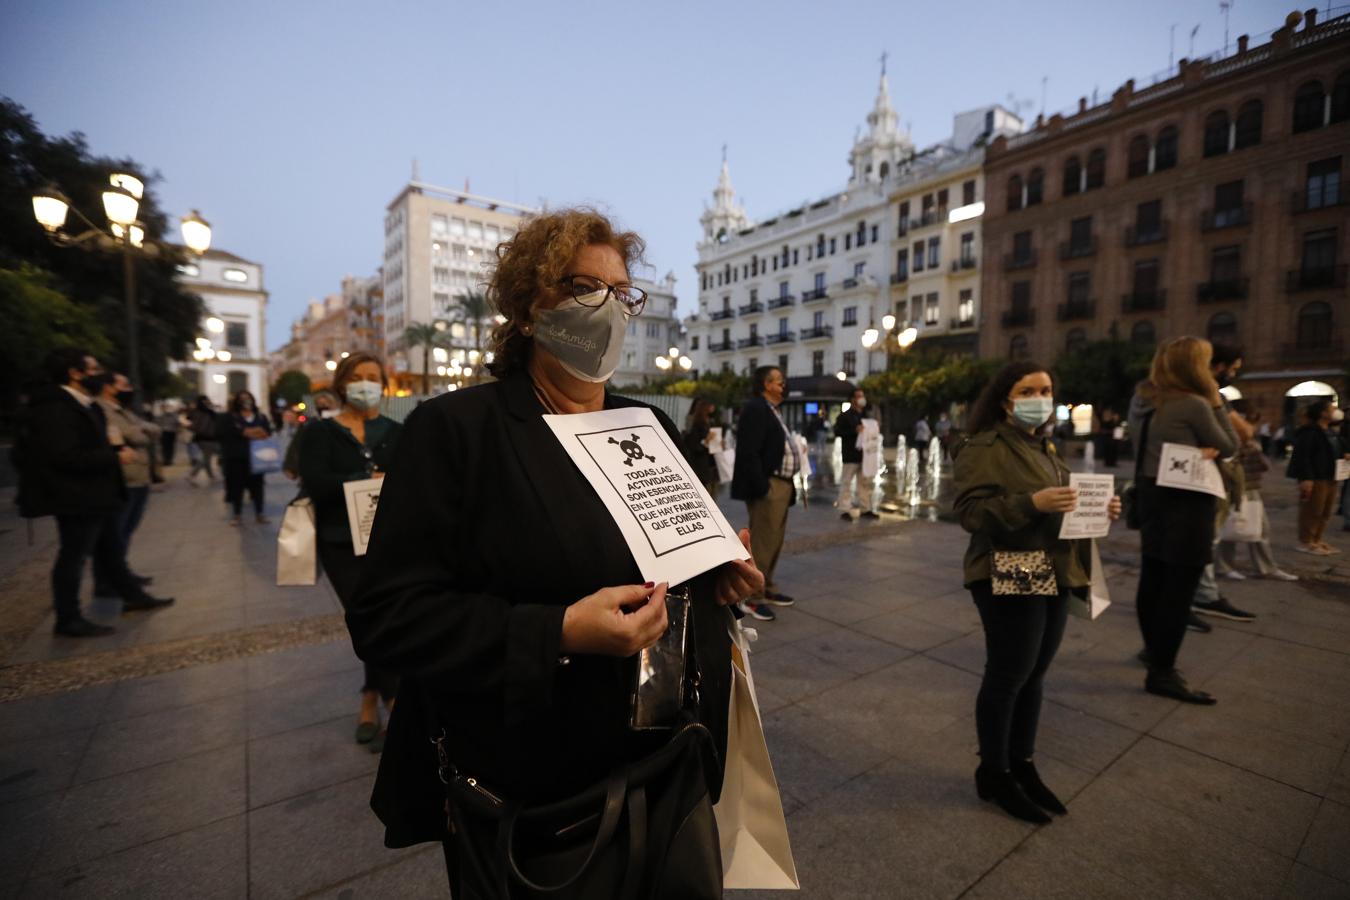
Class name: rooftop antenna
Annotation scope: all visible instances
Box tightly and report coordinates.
[1170,23,1178,71]
[1190,23,1200,59]
[411,157,420,182]
[1040,76,1048,117]
[1220,0,1233,55]
[879,49,888,77]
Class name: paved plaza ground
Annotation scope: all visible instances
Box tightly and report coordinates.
[1,453,1348,898]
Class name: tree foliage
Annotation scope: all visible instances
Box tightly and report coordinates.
[272,370,313,406]
[1053,340,1153,413]
[630,369,753,412]
[403,322,447,396]
[860,352,1003,416]
[0,265,112,404]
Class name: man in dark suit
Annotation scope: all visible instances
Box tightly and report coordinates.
[731,365,799,622]
[23,348,174,637]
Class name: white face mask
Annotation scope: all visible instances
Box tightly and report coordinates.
[345,380,383,411]
[531,289,630,383]
[1333,408,1345,423]
[318,408,338,419]
[1011,397,1055,429]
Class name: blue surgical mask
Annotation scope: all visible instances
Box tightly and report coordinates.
[345,380,383,411]
[1011,397,1054,429]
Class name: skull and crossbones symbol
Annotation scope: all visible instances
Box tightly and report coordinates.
[609,433,656,467]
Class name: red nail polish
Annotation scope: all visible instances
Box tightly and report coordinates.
[644,582,654,588]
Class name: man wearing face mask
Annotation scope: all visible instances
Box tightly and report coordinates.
[834,388,880,521]
[22,349,174,637]
[92,373,161,595]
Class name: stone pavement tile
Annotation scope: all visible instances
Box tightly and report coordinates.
[735,608,835,654]
[18,814,246,900]
[1327,750,1350,807]
[1192,675,1350,751]
[1280,863,1350,899]
[242,590,340,627]
[0,683,113,742]
[315,847,447,899]
[5,614,144,665]
[246,716,380,809]
[851,609,968,653]
[861,573,969,615]
[100,658,248,722]
[0,793,63,886]
[790,592,882,627]
[246,663,364,740]
[748,643,858,705]
[120,604,247,648]
[893,590,982,630]
[792,627,912,676]
[29,745,245,877]
[921,629,986,674]
[0,729,91,803]
[1051,778,1290,900]
[75,694,246,784]
[758,704,893,806]
[1046,655,1184,733]
[1033,701,1142,775]
[751,682,791,716]
[248,775,417,900]
[1297,799,1350,884]
[246,638,357,690]
[963,833,1145,899]
[1098,735,1321,859]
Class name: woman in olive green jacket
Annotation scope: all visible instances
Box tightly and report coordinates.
[954,361,1120,824]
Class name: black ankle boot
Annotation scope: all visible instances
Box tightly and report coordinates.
[1145,669,1217,705]
[1010,759,1067,815]
[975,765,1051,824]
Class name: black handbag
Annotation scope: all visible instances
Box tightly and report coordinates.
[1122,410,1153,530]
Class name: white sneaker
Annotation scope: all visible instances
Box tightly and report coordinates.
[1266,569,1299,581]
[1221,570,1247,581]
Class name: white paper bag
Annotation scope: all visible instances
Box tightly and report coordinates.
[276,497,317,586]
[1068,540,1111,620]
[714,621,800,890]
[714,448,736,484]
[858,419,882,479]
[1336,459,1350,482]
[1219,495,1264,543]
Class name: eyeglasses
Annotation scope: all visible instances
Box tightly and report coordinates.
[558,274,647,316]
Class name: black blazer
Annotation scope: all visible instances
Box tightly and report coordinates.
[297,415,402,544]
[1286,424,1344,482]
[731,395,788,502]
[348,373,733,848]
[833,407,869,464]
[20,386,126,517]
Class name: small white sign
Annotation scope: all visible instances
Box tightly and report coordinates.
[543,407,749,586]
[1156,442,1227,498]
[1058,473,1115,540]
[857,418,882,479]
[1336,459,1350,482]
[342,477,383,557]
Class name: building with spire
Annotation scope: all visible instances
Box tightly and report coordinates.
[685,69,1021,424]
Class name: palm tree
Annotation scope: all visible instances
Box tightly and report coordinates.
[403,322,445,396]
[452,290,494,382]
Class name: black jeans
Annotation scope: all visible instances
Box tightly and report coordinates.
[223,458,265,516]
[53,512,138,623]
[160,430,177,466]
[1135,555,1205,673]
[319,539,399,701]
[971,581,1068,771]
[93,486,150,591]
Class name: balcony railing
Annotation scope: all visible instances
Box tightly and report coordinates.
[841,277,860,290]
[1001,308,1035,328]
[890,272,909,284]
[1057,299,1096,321]
[910,207,948,230]
[764,331,795,344]
[1290,189,1346,214]
[1285,264,1348,292]
[1195,276,1250,303]
[801,288,829,303]
[737,336,763,349]
[1281,337,1345,362]
[1125,221,1169,246]
[1121,289,1167,312]
[950,256,978,273]
[1058,237,1097,260]
[897,221,910,238]
[708,340,735,352]
[767,295,796,309]
[739,301,765,315]
[950,316,976,330]
[1003,249,1037,271]
[709,308,735,321]
[1200,202,1253,231]
[800,325,834,340]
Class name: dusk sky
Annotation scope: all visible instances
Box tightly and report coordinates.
[2,0,1290,350]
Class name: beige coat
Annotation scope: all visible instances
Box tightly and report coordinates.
[97,398,158,488]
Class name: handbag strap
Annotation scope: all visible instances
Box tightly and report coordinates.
[502,767,629,895]
[1134,410,1154,483]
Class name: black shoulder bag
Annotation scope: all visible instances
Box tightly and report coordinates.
[1122,411,1153,530]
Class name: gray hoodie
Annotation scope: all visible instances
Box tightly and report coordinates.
[1128,387,1238,480]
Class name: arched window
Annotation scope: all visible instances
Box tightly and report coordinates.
[1009,335,1029,361]
[1065,328,1087,354]
[1332,71,1350,123]
[879,161,890,180]
[1234,100,1263,149]
[1085,148,1106,189]
[1006,174,1024,212]
[1293,80,1325,133]
[1130,320,1156,346]
[1203,110,1230,157]
[1026,168,1044,206]
[1297,301,1333,349]
[1127,135,1150,178]
[1062,157,1082,196]
[1155,126,1179,171]
[1207,312,1238,347]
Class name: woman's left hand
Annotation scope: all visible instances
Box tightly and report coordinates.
[1107,495,1123,522]
[714,529,764,606]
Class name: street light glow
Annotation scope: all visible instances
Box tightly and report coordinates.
[216,350,232,362]
[655,356,672,370]
[897,326,918,349]
[195,337,212,350]
[679,356,692,370]
[206,317,224,333]
[836,371,848,381]
[31,188,70,232]
[180,210,212,254]
[325,359,337,371]
[881,314,896,331]
[947,201,985,224]
[340,351,350,359]
[109,173,144,200]
[432,347,448,363]
[212,373,227,384]
[101,186,139,227]
[668,347,679,358]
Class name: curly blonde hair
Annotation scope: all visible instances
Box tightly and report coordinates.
[485,207,645,377]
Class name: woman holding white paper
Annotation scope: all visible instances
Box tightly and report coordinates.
[298,352,402,751]
[1127,337,1238,705]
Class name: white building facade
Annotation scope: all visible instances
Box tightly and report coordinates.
[687,75,1022,380]
[613,273,685,388]
[172,248,269,406]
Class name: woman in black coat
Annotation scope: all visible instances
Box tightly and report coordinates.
[216,390,272,525]
[1286,399,1349,554]
[348,208,763,897]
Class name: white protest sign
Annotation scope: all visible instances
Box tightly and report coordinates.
[1336,459,1350,482]
[1156,442,1227,498]
[1059,473,1115,540]
[858,418,882,479]
[342,477,383,557]
[543,407,749,586]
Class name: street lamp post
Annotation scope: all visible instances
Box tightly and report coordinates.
[654,345,694,379]
[860,315,917,372]
[32,174,211,410]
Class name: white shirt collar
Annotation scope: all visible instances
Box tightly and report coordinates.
[61,385,95,408]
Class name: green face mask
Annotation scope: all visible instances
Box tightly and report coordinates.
[1011,397,1054,428]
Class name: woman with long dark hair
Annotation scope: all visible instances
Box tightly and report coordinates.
[954,361,1120,823]
[683,397,721,495]
[217,390,272,526]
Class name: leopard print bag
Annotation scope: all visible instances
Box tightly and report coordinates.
[991,550,1059,596]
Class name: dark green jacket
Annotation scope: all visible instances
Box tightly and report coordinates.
[953,422,1089,590]
[298,415,402,543]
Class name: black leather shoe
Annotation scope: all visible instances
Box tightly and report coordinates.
[54,617,115,638]
[1146,669,1217,705]
[1010,759,1067,815]
[133,574,154,586]
[975,765,1051,824]
[122,594,175,612]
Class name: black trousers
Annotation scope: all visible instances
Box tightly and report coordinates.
[319,539,399,701]
[1135,555,1205,673]
[971,581,1068,771]
[53,512,138,624]
[223,458,265,516]
[160,430,177,466]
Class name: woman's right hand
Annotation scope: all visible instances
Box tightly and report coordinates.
[560,582,669,657]
[1200,447,1221,460]
[1032,486,1078,514]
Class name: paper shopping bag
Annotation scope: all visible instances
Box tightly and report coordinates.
[714,448,736,484]
[714,621,800,890]
[276,497,317,586]
[1219,495,1263,543]
[1068,540,1111,620]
